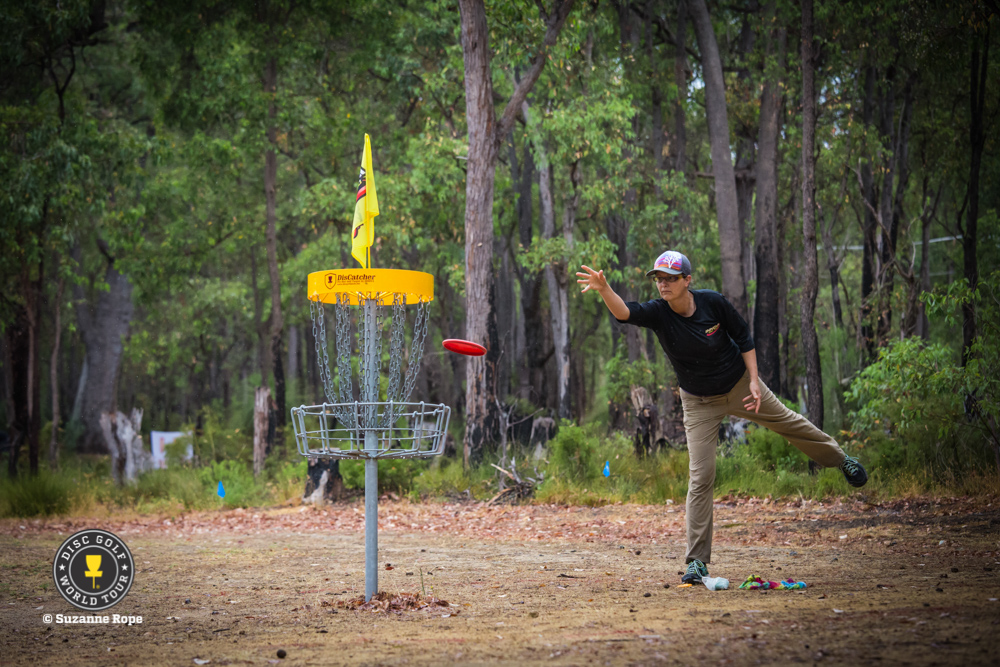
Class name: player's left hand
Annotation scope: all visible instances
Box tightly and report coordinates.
[743,379,761,414]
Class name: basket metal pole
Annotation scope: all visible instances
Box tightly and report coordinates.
[363,297,379,602]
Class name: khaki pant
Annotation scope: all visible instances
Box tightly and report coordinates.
[680,370,845,564]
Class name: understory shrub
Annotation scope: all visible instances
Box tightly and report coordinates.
[0,473,74,517]
[339,458,430,495]
[845,337,987,475]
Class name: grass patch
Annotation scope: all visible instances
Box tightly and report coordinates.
[0,472,75,517]
[2,422,996,519]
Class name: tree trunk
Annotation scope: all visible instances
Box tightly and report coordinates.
[100,409,149,486]
[646,11,664,191]
[917,196,932,339]
[799,0,822,428]
[858,65,878,361]
[22,260,43,476]
[303,458,344,504]
[263,53,286,432]
[49,275,65,469]
[734,8,758,302]
[513,139,545,403]
[673,0,691,231]
[458,0,574,464]
[540,158,577,421]
[4,306,30,478]
[73,252,134,454]
[688,0,747,317]
[459,0,502,465]
[250,244,269,381]
[253,386,272,477]
[752,5,784,391]
[963,32,988,367]
[875,70,916,345]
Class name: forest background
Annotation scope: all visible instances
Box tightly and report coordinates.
[1,0,998,516]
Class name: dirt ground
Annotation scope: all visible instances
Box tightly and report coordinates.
[2,495,999,666]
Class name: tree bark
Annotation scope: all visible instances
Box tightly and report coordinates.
[734,7,758,302]
[263,52,286,431]
[73,249,134,454]
[858,64,878,361]
[303,458,344,504]
[49,275,65,469]
[688,0,747,317]
[512,137,545,403]
[458,0,574,464]
[100,409,149,486]
[963,31,988,366]
[253,386,272,477]
[752,4,784,391]
[539,155,578,421]
[21,258,43,476]
[917,195,932,339]
[4,305,29,478]
[875,70,916,345]
[799,0,822,428]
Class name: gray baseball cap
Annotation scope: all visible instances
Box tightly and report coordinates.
[645,250,692,277]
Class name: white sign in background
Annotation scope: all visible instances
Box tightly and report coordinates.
[149,431,192,469]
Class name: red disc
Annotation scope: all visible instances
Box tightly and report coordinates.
[442,339,487,356]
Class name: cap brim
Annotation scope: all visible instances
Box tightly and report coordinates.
[646,268,684,277]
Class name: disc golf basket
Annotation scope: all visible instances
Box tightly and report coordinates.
[293,269,450,601]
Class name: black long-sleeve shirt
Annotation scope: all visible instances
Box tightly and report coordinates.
[618,289,755,396]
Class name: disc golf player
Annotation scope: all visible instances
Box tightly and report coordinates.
[577,250,868,584]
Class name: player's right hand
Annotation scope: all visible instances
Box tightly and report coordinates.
[576,265,607,294]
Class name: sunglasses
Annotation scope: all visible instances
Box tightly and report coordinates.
[654,274,686,285]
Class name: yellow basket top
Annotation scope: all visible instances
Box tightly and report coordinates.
[307,269,434,305]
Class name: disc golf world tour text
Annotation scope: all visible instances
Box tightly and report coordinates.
[58,534,129,606]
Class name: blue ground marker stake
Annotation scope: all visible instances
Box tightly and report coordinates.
[603,461,610,477]
[217,481,226,498]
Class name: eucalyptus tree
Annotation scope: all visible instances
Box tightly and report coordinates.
[457,0,575,463]
[688,0,747,317]
[752,0,787,393]
[800,0,822,427]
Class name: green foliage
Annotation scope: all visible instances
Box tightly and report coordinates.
[537,424,687,505]
[0,473,74,518]
[745,426,810,473]
[844,331,994,474]
[196,460,265,509]
[923,271,1000,439]
[545,422,606,484]
[411,456,494,500]
[339,458,430,495]
[604,347,672,406]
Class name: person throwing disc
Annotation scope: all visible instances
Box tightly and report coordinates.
[577,250,867,584]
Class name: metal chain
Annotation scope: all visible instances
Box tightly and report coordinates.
[309,296,336,405]
[334,293,355,427]
[356,293,383,428]
[310,289,432,437]
[400,296,430,404]
[378,292,409,429]
[384,293,406,402]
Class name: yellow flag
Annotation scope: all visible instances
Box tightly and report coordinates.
[351,134,379,268]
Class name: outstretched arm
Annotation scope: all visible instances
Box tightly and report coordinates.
[576,265,629,321]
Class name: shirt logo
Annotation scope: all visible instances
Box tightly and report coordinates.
[705,323,720,336]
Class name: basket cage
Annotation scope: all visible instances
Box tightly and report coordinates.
[294,287,449,459]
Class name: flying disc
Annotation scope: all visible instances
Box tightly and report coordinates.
[442,339,486,356]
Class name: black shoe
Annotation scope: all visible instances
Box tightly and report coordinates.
[682,559,708,584]
[840,455,868,488]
